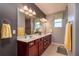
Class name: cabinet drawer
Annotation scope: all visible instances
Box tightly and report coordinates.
[35,39,40,43]
[29,41,35,47]
[44,39,47,42]
[29,43,38,56]
[40,38,43,41]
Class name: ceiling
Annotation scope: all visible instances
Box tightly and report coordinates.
[35,3,67,15]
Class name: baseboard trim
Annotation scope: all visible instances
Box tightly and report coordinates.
[52,42,64,46]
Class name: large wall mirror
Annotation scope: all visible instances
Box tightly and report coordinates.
[17,7,42,38]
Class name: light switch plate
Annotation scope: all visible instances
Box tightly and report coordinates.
[13,30,16,34]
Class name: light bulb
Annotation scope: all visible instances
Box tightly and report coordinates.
[40,18,47,23]
[43,18,47,22]
[29,8,32,13]
[29,13,33,16]
[19,8,24,13]
[25,12,29,15]
[23,6,28,11]
[33,11,36,15]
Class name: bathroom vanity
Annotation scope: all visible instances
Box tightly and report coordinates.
[17,6,52,56]
[17,33,52,56]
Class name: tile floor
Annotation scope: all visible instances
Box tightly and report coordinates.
[42,44,66,56]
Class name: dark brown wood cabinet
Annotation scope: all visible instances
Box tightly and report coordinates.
[17,40,38,56]
[17,34,52,56]
[28,41,38,56]
[17,41,27,56]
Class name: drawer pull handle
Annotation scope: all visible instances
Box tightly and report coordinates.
[30,42,34,45]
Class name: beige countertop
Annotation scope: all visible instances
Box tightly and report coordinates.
[17,33,52,43]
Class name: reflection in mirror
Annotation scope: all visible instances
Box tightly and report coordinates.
[33,18,41,35]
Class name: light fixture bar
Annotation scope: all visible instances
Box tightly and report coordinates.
[19,5,36,17]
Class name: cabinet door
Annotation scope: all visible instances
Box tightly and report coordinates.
[28,41,38,56]
[39,38,44,55]
[48,35,52,44]
[17,41,27,56]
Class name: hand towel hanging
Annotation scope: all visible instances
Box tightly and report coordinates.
[1,23,12,39]
[64,22,71,51]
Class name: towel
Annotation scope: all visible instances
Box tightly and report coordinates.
[64,22,71,51]
[1,24,12,39]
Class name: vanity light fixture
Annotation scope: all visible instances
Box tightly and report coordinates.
[40,18,47,23]
[19,5,36,17]
[43,18,47,23]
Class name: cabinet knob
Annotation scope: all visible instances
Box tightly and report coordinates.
[29,42,34,47]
